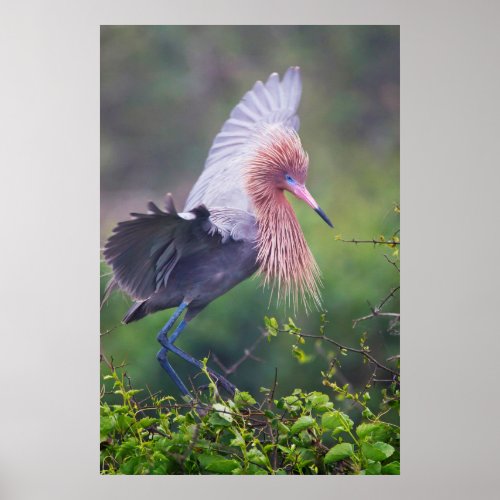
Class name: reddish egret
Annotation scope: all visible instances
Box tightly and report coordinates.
[104,67,333,397]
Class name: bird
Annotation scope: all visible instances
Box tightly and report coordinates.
[103,67,333,398]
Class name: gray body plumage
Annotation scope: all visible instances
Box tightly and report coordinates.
[104,67,303,323]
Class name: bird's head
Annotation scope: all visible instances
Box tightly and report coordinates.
[247,125,333,228]
[280,172,333,228]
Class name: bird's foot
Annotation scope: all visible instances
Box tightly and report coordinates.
[157,339,237,397]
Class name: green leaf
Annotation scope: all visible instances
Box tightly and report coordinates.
[366,461,382,475]
[100,416,116,440]
[116,438,139,459]
[212,403,233,423]
[381,461,400,474]
[361,408,375,419]
[356,422,393,442]
[298,430,312,446]
[297,447,315,466]
[229,429,245,448]
[324,443,354,463]
[246,464,268,475]
[207,413,231,428]
[198,454,239,474]
[307,392,330,409]
[119,456,142,475]
[281,395,301,412]
[290,415,315,434]
[264,316,278,337]
[136,417,157,429]
[277,444,291,455]
[292,345,313,364]
[247,447,269,467]
[234,391,257,407]
[362,442,395,461]
[322,411,353,431]
[115,414,134,434]
[277,422,290,435]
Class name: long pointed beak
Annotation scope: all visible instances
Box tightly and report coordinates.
[291,184,334,228]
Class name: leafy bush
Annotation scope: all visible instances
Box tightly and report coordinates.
[100,316,400,475]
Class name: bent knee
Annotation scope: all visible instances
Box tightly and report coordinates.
[156,349,167,362]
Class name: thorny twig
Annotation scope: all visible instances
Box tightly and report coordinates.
[378,286,400,310]
[352,286,400,328]
[338,238,400,246]
[384,254,400,273]
[282,330,400,377]
[353,311,400,328]
[268,368,279,406]
[100,324,121,337]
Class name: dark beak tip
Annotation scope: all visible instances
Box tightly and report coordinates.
[314,206,334,228]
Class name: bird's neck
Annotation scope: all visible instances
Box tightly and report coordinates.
[249,187,322,310]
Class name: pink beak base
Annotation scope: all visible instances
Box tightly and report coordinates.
[292,185,334,228]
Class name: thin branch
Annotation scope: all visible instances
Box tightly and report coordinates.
[268,367,278,404]
[265,369,279,472]
[100,324,121,337]
[378,286,400,310]
[352,286,400,328]
[353,311,400,328]
[282,330,400,377]
[338,238,400,246]
[100,351,115,371]
[383,254,400,273]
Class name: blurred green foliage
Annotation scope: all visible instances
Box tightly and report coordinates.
[100,26,399,404]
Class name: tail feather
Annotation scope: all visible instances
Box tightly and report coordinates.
[122,301,148,324]
[103,200,207,302]
[100,277,117,310]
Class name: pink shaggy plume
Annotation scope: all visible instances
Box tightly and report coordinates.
[244,125,323,311]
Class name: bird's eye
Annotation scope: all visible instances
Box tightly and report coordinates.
[285,174,294,184]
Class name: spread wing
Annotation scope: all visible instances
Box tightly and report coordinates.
[184,66,303,212]
[103,195,256,301]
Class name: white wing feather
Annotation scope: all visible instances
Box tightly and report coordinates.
[184,67,302,212]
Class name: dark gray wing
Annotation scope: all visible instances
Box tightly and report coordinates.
[103,195,256,301]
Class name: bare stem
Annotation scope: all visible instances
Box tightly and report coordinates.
[282,330,400,377]
[352,286,400,328]
[383,254,400,272]
[338,238,400,246]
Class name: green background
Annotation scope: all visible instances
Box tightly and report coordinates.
[100,26,399,403]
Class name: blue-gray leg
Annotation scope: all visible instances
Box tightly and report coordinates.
[156,349,191,396]
[156,303,236,397]
[156,302,188,344]
[160,321,237,395]
[156,303,191,397]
